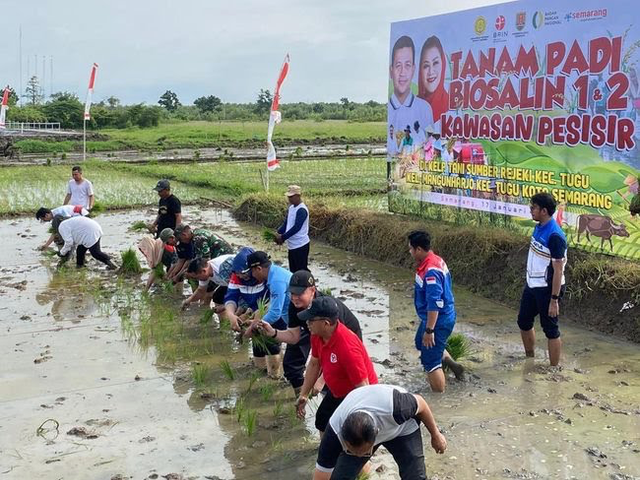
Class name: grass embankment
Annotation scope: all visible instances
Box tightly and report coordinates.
[0,158,386,216]
[15,120,386,154]
[234,193,640,343]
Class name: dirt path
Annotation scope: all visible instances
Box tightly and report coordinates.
[1,208,639,480]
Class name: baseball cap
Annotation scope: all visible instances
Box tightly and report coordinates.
[244,251,270,273]
[297,296,339,323]
[289,270,316,295]
[285,185,302,197]
[154,179,171,191]
[232,247,255,273]
[174,224,189,237]
[159,228,174,243]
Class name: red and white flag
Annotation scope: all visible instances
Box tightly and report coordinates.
[83,63,99,121]
[266,54,290,172]
[0,86,9,129]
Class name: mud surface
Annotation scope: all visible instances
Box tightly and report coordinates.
[1,208,639,480]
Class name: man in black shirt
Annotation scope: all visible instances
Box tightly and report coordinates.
[151,179,182,239]
[259,270,362,395]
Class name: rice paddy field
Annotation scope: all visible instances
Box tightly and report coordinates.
[0,158,388,216]
[15,120,387,153]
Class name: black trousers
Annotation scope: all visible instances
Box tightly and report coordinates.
[77,239,111,267]
[283,330,311,389]
[288,242,310,273]
[329,428,426,480]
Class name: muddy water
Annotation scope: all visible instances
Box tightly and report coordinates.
[1,208,639,480]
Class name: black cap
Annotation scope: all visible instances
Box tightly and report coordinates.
[289,270,316,295]
[154,179,171,191]
[244,251,270,272]
[297,296,339,323]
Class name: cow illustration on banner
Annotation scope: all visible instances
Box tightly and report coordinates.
[387,0,640,260]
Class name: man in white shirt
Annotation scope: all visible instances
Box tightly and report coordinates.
[57,216,116,270]
[36,205,89,250]
[273,185,310,272]
[63,165,94,210]
[182,254,235,311]
[388,36,433,152]
[314,384,447,480]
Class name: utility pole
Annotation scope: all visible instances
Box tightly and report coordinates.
[19,26,23,106]
[50,56,53,98]
[42,56,46,100]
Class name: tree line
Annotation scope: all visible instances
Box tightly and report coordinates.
[3,78,386,130]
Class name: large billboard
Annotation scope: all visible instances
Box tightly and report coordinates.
[388,0,640,260]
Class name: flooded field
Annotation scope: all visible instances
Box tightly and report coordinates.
[1,207,639,480]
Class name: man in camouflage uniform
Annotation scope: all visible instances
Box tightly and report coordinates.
[168,224,233,284]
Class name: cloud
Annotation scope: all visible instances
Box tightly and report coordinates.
[1,0,510,104]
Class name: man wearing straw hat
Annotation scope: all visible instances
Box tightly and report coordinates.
[272,185,310,272]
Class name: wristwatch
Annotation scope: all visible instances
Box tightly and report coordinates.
[271,329,278,338]
[425,327,434,334]
[551,294,560,300]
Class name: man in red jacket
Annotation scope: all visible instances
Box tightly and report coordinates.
[296,296,378,434]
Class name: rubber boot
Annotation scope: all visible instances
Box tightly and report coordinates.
[266,354,283,379]
[253,356,267,371]
[443,356,465,380]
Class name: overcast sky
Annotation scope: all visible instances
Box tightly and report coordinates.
[2,0,511,105]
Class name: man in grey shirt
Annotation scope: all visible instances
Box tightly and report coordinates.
[314,384,447,480]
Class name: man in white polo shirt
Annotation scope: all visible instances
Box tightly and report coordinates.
[182,254,235,311]
[314,384,447,480]
[63,165,94,211]
[273,185,310,272]
[57,216,116,270]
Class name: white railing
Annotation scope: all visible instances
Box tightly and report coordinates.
[5,122,61,132]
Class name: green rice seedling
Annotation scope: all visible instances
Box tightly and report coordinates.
[187,278,198,292]
[262,228,277,242]
[320,287,332,296]
[129,220,149,232]
[42,249,58,258]
[120,248,143,274]
[192,363,209,388]
[273,399,284,418]
[152,263,165,279]
[200,309,215,325]
[245,371,261,394]
[243,409,258,436]
[235,396,246,423]
[250,332,277,354]
[445,332,470,361]
[220,360,235,380]
[256,298,269,318]
[259,382,275,401]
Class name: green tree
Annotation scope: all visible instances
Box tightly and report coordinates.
[158,90,181,111]
[255,89,272,115]
[25,76,43,105]
[43,95,84,128]
[194,95,222,113]
[106,96,120,108]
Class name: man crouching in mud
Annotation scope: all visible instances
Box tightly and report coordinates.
[408,230,463,392]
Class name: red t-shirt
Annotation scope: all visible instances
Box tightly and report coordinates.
[311,322,378,398]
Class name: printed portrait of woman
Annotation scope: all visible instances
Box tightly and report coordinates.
[418,36,449,123]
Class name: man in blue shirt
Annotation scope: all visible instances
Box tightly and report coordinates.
[408,230,464,393]
[245,251,292,378]
[273,185,310,272]
[518,193,567,366]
